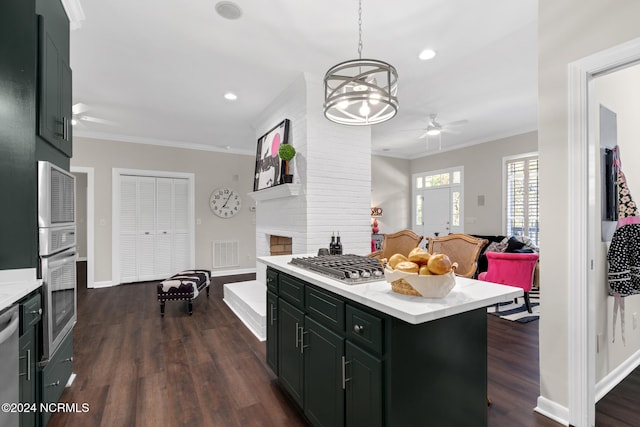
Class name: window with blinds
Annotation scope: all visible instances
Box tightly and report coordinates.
[505,155,539,245]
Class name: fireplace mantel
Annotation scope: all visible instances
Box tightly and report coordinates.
[248,184,301,201]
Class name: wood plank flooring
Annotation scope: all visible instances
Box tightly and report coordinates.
[46,268,638,426]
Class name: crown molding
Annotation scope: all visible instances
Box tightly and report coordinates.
[61,0,86,30]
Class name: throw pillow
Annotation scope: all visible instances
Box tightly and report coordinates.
[505,236,526,252]
[485,241,508,253]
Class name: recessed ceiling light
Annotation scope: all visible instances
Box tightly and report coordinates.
[419,49,436,61]
[224,92,238,101]
[215,1,242,20]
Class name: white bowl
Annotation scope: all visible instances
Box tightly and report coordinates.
[384,267,456,298]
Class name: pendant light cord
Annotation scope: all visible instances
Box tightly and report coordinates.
[357,0,363,59]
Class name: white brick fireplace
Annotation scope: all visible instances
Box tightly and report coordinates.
[224,73,372,340]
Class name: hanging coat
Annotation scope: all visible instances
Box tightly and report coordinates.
[607,146,640,343]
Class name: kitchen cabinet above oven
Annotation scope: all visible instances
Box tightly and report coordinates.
[37,0,73,158]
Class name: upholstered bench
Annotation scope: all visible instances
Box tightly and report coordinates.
[157,270,211,316]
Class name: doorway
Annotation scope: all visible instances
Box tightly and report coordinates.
[568,37,640,426]
[70,166,94,288]
[412,167,464,240]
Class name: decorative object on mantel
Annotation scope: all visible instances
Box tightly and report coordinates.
[278,143,296,184]
[253,119,290,191]
[322,0,398,126]
[371,207,383,217]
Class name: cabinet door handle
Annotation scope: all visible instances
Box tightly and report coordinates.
[269,304,276,326]
[341,356,351,389]
[46,380,60,388]
[63,356,73,363]
[19,350,31,381]
[31,308,42,316]
[353,324,364,334]
[295,322,299,348]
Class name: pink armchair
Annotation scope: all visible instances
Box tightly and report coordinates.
[477,252,539,313]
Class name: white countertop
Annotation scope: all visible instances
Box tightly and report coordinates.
[258,254,523,324]
[0,268,42,312]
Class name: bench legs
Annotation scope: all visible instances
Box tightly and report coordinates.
[159,284,209,317]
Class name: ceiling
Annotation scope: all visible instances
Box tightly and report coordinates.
[68,0,538,159]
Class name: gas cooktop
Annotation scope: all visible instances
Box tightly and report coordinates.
[289,254,385,284]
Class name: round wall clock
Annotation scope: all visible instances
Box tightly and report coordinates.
[210,187,242,218]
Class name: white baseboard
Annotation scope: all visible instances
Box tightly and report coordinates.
[210,267,256,277]
[534,396,570,426]
[595,349,640,402]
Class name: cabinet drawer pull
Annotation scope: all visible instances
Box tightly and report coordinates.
[353,324,364,333]
[31,308,42,316]
[63,356,73,363]
[46,380,60,388]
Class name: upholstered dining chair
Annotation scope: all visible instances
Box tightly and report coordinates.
[426,233,488,278]
[367,229,423,260]
[478,252,540,313]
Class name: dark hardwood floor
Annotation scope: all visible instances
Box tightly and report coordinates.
[48,266,638,426]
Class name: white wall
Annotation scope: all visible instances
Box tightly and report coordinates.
[371,155,411,234]
[538,0,640,412]
[409,131,538,235]
[71,138,256,284]
[594,64,640,382]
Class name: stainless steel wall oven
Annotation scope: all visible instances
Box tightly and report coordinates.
[38,161,77,361]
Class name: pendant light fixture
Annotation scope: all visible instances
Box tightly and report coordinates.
[323,0,398,126]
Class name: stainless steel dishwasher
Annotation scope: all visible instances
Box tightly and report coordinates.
[0,304,19,427]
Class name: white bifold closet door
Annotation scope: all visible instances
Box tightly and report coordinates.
[119,175,191,283]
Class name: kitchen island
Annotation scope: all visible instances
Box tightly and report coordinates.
[260,254,523,427]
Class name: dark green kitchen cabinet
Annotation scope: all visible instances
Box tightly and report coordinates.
[266,290,278,374]
[40,332,74,427]
[19,291,41,427]
[19,328,38,427]
[345,341,382,427]
[0,0,38,271]
[267,269,384,427]
[278,299,304,406]
[266,267,489,427]
[37,0,73,157]
[304,316,345,427]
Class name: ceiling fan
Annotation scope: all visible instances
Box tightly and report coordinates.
[417,114,468,139]
[71,103,116,127]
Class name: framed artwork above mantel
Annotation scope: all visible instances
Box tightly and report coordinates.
[253,119,290,191]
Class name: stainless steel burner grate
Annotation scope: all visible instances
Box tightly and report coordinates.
[289,254,385,284]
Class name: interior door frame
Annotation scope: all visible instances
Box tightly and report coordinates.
[568,37,640,427]
[111,168,195,286]
[70,166,94,288]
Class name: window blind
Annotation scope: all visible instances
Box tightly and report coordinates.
[506,156,539,245]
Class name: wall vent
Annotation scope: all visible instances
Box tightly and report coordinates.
[212,240,240,268]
